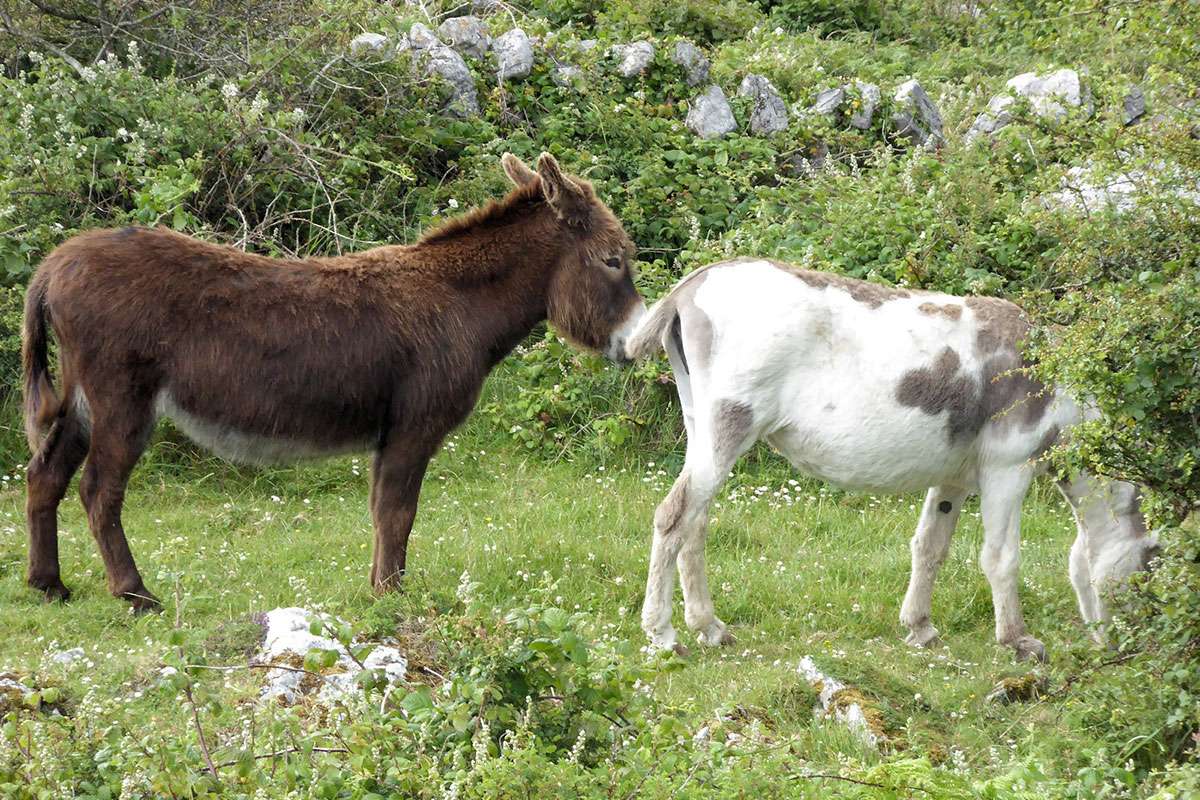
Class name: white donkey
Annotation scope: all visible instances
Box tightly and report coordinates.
[627,257,1158,661]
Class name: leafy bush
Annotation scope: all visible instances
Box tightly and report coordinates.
[1058,526,1200,796]
[759,0,885,36]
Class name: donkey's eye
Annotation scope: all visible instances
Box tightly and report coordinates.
[604,256,622,271]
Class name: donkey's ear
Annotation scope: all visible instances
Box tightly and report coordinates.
[501,153,538,187]
[536,152,590,226]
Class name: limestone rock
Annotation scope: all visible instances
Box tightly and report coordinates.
[553,64,582,86]
[407,22,440,51]
[611,41,655,77]
[47,647,86,666]
[891,78,943,146]
[1044,161,1200,214]
[426,45,479,116]
[811,87,845,117]
[806,82,878,130]
[1124,86,1145,125]
[968,68,1084,141]
[848,81,880,129]
[738,73,788,135]
[256,608,407,705]
[1007,68,1082,118]
[439,16,491,60]
[686,85,736,139]
[349,32,389,58]
[671,40,709,87]
[494,28,534,80]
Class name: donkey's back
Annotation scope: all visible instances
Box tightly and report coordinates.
[630,258,1154,661]
[29,227,409,464]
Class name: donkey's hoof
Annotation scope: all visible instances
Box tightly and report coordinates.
[644,625,681,655]
[904,625,941,649]
[31,578,71,604]
[124,588,162,614]
[696,619,734,648]
[672,642,691,658]
[1011,636,1046,664]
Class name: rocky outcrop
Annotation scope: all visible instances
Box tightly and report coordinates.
[891,78,943,146]
[349,32,389,58]
[848,81,880,129]
[612,41,655,77]
[967,68,1084,141]
[1123,86,1145,125]
[671,40,709,87]
[426,46,480,116]
[494,28,534,80]
[384,23,481,116]
[807,81,880,130]
[687,85,737,139]
[439,16,491,60]
[1044,161,1200,213]
[739,74,788,135]
[406,22,441,51]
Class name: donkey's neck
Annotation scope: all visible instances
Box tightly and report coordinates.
[409,206,565,368]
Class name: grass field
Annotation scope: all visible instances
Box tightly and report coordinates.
[0,389,1106,792]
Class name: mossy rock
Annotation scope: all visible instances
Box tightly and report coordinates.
[827,686,892,746]
[985,672,1048,705]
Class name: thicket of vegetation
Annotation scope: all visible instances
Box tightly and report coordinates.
[1,0,1198,796]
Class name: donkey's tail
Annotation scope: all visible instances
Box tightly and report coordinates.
[22,271,62,453]
[625,266,714,360]
[624,294,677,360]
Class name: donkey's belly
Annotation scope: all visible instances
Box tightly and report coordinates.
[155,391,376,465]
[766,413,976,493]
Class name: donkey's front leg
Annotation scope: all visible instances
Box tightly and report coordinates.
[900,486,968,648]
[369,435,438,591]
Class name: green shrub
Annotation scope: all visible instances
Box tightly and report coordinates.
[759,0,885,36]
[1058,526,1200,796]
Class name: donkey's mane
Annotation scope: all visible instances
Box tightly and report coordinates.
[417,180,546,245]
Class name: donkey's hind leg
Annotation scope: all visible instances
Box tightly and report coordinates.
[642,398,757,653]
[78,391,159,611]
[978,465,1043,662]
[25,406,90,602]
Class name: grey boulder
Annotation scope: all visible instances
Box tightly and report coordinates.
[739,74,788,135]
[425,46,480,116]
[891,78,943,146]
[439,16,491,60]
[808,81,880,129]
[687,85,737,139]
[402,25,478,116]
[1123,86,1145,125]
[968,68,1084,141]
[349,32,390,58]
[406,22,441,51]
[611,41,655,77]
[494,28,534,80]
[848,81,880,129]
[811,86,845,117]
[671,40,709,87]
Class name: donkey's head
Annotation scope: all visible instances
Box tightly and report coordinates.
[502,152,645,362]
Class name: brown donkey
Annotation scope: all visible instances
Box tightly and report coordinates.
[22,153,645,610]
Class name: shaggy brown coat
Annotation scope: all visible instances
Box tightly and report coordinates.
[22,153,642,609]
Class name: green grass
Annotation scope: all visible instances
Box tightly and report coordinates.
[0,405,1097,780]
